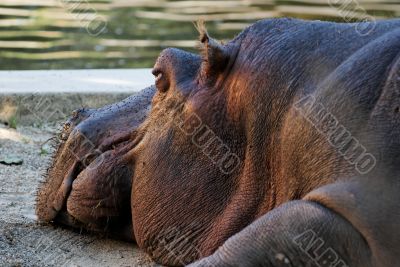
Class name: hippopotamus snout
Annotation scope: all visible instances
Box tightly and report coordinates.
[36,86,156,238]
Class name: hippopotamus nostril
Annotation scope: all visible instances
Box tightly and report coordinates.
[72,108,87,119]
[58,108,97,142]
[72,110,78,118]
[71,108,96,123]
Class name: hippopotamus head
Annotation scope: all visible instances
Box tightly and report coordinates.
[36,21,254,264]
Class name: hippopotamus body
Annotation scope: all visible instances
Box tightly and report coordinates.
[36,18,400,266]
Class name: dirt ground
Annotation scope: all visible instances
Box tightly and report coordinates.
[0,124,158,267]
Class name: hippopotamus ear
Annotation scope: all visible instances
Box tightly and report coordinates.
[195,21,230,76]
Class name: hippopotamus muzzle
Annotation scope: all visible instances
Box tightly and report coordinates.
[36,85,156,240]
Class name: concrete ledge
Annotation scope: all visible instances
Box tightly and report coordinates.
[0,69,153,125]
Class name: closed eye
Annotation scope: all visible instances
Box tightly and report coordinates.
[152,68,169,92]
[152,68,163,82]
[152,68,161,77]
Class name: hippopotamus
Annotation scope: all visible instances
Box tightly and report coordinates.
[36,18,400,266]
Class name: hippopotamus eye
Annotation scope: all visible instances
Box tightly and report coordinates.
[152,68,169,92]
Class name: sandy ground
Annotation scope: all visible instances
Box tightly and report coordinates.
[0,124,158,267]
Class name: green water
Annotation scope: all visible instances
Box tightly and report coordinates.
[0,0,398,70]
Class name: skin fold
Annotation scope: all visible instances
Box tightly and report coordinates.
[36,18,400,266]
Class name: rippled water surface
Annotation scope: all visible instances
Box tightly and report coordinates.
[0,0,398,69]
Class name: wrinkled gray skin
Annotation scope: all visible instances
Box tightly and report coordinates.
[37,18,400,267]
